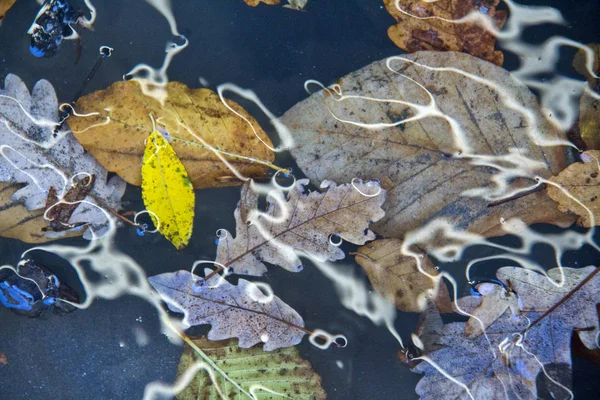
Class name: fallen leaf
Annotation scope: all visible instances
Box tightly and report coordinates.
[578,90,600,150]
[215,178,386,276]
[42,175,96,232]
[281,51,575,240]
[141,130,195,249]
[149,269,305,351]
[413,266,600,399]
[67,80,275,189]
[455,282,520,338]
[0,74,126,242]
[0,0,17,22]
[383,0,507,66]
[0,349,6,365]
[244,0,280,6]
[547,150,599,227]
[176,336,326,399]
[573,43,599,91]
[353,239,452,312]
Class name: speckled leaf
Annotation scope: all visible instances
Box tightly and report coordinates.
[413,266,600,399]
[547,150,600,227]
[383,0,507,65]
[141,130,195,249]
[354,239,452,312]
[0,74,126,242]
[68,80,275,189]
[216,179,386,276]
[176,336,326,400]
[281,52,575,239]
[148,269,305,351]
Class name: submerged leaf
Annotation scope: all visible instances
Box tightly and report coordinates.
[176,336,326,400]
[141,130,195,249]
[383,0,507,65]
[547,150,599,227]
[579,91,600,150]
[281,52,575,239]
[0,74,126,242]
[413,266,600,399]
[216,179,386,276]
[354,239,452,312]
[149,269,305,351]
[68,80,275,189]
[0,349,6,365]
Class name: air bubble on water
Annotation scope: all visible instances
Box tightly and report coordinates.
[260,333,269,343]
[336,360,344,369]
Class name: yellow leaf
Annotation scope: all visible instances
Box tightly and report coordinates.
[68,81,277,189]
[243,0,280,6]
[0,0,17,21]
[142,129,195,249]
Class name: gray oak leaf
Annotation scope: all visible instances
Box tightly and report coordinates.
[216,178,386,276]
[0,74,126,241]
[413,266,599,399]
[148,269,305,351]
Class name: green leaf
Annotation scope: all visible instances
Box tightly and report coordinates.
[141,130,195,249]
[176,337,327,400]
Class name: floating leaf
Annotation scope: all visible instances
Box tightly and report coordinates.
[354,239,452,312]
[0,74,126,242]
[149,269,305,351]
[176,336,326,399]
[383,0,507,65]
[244,0,280,6]
[0,349,6,365]
[413,266,600,399]
[216,179,386,276]
[547,150,599,227]
[283,0,307,11]
[281,52,575,239]
[141,129,195,249]
[67,80,275,189]
[0,0,17,22]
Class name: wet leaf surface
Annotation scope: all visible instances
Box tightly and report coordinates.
[383,0,507,65]
[149,269,305,351]
[215,179,386,276]
[354,238,452,312]
[414,266,600,399]
[68,80,275,189]
[548,150,600,227]
[281,51,575,239]
[0,0,16,22]
[141,130,195,249]
[176,336,326,400]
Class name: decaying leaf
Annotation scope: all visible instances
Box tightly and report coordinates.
[0,0,17,22]
[42,175,95,233]
[413,266,600,399]
[244,0,280,6]
[281,51,575,240]
[0,74,126,242]
[573,44,600,150]
[176,336,326,400]
[0,349,6,365]
[141,130,195,249]
[547,150,599,227]
[149,269,305,351]
[354,239,452,312]
[383,0,507,65]
[215,178,386,276]
[67,80,275,189]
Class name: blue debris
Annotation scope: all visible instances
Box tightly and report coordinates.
[136,223,149,237]
[283,167,293,178]
[29,0,83,58]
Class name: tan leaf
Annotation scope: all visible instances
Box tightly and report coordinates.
[455,282,520,338]
[68,80,275,189]
[579,90,600,150]
[354,239,452,312]
[215,179,386,276]
[243,0,280,6]
[281,51,575,240]
[547,150,600,227]
[0,349,7,365]
[0,0,17,21]
[573,43,599,91]
[413,266,600,399]
[383,0,507,65]
[176,336,326,400]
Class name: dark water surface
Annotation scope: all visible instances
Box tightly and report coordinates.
[0,1,599,399]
